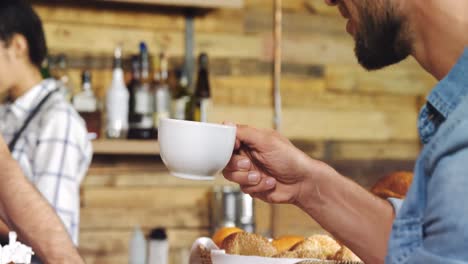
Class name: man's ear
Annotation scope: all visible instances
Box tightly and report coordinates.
[7,34,29,61]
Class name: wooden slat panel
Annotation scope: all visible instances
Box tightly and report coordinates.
[246,10,345,34]
[43,22,262,59]
[83,172,234,187]
[35,4,243,33]
[272,204,324,238]
[81,207,208,229]
[328,140,421,160]
[92,140,160,155]
[326,61,437,96]
[99,0,244,9]
[208,105,418,140]
[82,187,210,208]
[79,228,208,254]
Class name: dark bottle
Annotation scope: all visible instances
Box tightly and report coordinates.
[171,68,191,120]
[193,53,211,122]
[128,42,155,139]
[40,56,51,79]
[72,70,101,140]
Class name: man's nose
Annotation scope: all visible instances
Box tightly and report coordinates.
[325,0,338,6]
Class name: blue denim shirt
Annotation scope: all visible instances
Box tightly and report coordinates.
[386,49,468,264]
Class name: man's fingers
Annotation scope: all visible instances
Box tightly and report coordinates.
[236,125,268,148]
[240,177,277,195]
[224,154,252,172]
[224,171,261,186]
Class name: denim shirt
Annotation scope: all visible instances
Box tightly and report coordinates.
[386,49,468,264]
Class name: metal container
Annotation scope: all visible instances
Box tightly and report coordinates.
[237,192,255,233]
[210,186,239,234]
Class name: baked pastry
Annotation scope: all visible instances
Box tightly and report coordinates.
[221,232,277,257]
[371,171,413,199]
[292,234,341,259]
[212,227,244,248]
[330,246,362,262]
[272,235,304,253]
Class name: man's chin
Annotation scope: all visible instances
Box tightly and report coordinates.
[354,45,410,71]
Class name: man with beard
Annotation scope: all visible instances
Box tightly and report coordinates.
[223,0,468,263]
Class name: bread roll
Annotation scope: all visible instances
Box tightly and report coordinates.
[371,171,413,199]
[272,235,305,253]
[292,235,341,259]
[221,232,277,257]
[330,246,362,262]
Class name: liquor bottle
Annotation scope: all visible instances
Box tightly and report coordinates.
[54,54,73,101]
[193,53,211,122]
[40,56,51,79]
[72,70,101,140]
[153,52,171,137]
[128,43,155,140]
[171,68,191,120]
[106,45,129,139]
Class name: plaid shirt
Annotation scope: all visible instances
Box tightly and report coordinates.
[0,79,92,245]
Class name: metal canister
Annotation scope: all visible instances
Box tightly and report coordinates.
[237,192,256,233]
[210,186,239,234]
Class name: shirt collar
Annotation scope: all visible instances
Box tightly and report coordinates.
[427,48,468,119]
[9,78,57,119]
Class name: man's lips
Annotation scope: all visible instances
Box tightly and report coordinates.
[338,4,350,19]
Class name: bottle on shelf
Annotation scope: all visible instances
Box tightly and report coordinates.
[128,226,147,264]
[40,56,51,79]
[72,70,101,140]
[54,54,74,101]
[128,43,155,140]
[171,68,191,120]
[106,45,129,139]
[192,53,211,123]
[152,52,171,138]
[147,228,169,264]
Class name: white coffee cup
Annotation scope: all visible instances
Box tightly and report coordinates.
[158,118,237,180]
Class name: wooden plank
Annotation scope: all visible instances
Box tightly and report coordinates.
[81,207,209,229]
[209,105,418,140]
[327,140,421,160]
[82,187,210,208]
[79,228,208,254]
[255,200,273,237]
[326,61,437,96]
[261,32,356,65]
[98,0,244,9]
[245,10,346,35]
[282,107,418,140]
[82,248,191,264]
[43,22,262,59]
[83,172,234,187]
[212,75,326,106]
[272,204,325,238]
[92,140,160,155]
[35,4,243,33]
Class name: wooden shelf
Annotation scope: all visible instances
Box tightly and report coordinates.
[99,0,244,9]
[93,139,160,155]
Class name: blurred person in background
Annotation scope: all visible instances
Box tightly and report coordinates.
[0,135,84,263]
[0,0,92,250]
[224,0,468,263]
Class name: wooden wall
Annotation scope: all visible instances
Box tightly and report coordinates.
[30,0,436,263]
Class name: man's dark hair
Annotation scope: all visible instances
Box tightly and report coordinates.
[0,0,47,68]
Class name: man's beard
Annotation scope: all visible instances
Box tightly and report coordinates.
[354,1,412,70]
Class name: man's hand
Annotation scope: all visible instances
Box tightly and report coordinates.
[223,124,395,264]
[223,124,338,206]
